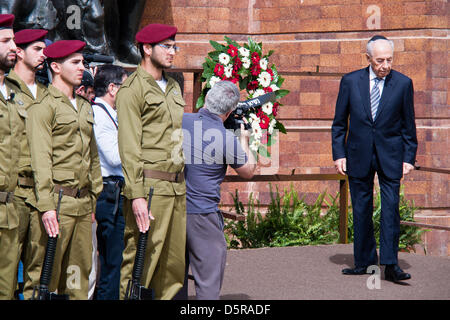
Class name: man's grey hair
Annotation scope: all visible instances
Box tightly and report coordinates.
[366,39,394,57]
[204,80,240,115]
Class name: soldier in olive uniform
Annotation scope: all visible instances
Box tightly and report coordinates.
[0,14,22,300]
[7,28,48,300]
[117,24,186,300]
[26,40,102,300]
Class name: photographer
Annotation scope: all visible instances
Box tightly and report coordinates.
[178,80,256,300]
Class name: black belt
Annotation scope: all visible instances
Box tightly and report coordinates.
[103,176,124,188]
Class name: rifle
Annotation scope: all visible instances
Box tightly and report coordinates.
[32,189,69,300]
[124,187,155,300]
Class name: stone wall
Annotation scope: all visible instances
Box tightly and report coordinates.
[140,0,449,256]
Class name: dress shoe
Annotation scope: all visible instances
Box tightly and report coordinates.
[342,266,369,275]
[384,264,411,282]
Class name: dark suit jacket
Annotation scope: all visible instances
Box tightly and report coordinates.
[331,66,418,180]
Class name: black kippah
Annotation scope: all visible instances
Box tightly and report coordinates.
[368,35,388,43]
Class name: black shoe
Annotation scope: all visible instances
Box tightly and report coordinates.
[384,264,411,282]
[342,266,369,275]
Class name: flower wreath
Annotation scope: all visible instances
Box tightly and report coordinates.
[196,36,289,158]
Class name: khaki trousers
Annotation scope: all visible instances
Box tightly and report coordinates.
[32,213,92,300]
[13,195,44,300]
[120,194,186,300]
[0,226,18,299]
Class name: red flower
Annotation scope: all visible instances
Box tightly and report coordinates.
[250,64,261,76]
[272,102,279,117]
[233,57,242,71]
[251,51,260,64]
[263,87,273,93]
[247,80,258,91]
[227,45,238,57]
[214,63,224,77]
[267,68,274,80]
[257,110,270,129]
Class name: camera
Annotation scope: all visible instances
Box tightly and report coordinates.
[224,92,276,130]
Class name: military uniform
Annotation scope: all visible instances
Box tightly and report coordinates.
[27,83,102,299]
[117,64,186,300]
[0,79,22,299]
[7,70,47,300]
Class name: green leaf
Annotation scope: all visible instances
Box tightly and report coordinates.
[275,121,287,134]
[195,94,205,109]
[203,71,214,81]
[224,36,239,48]
[248,37,262,55]
[208,51,221,60]
[275,89,289,99]
[276,77,285,88]
[206,57,216,68]
[209,40,226,51]
[239,77,249,91]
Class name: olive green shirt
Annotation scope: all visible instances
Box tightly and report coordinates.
[0,79,22,229]
[116,66,186,199]
[26,84,102,215]
[7,70,47,205]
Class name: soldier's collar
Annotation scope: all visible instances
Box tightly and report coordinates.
[6,70,36,99]
[48,84,64,98]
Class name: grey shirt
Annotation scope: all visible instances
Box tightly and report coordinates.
[182,108,247,214]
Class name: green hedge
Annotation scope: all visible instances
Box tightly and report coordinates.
[224,184,426,253]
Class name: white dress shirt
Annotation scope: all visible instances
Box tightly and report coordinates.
[92,97,123,177]
[369,66,385,97]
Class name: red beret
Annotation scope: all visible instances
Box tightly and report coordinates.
[0,14,14,29]
[135,23,177,44]
[44,40,86,59]
[15,29,48,45]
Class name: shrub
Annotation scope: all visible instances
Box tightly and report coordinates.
[224,184,425,252]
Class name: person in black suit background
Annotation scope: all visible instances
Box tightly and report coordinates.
[331,35,417,283]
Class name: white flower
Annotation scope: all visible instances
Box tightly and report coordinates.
[219,53,230,65]
[261,102,273,115]
[250,139,261,152]
[241,57,251,69]
[252,89,265,98]
[238,47,250,57]
[209,76,221,88]
[270,84,280,91]
[251,121,263,139]
[248,113,260,124]
[257,71,271,88]
[259,58,268,70]
[268,119,277,134]
[224,64,233,78]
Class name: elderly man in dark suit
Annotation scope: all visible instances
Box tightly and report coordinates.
[331,35,417,283]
